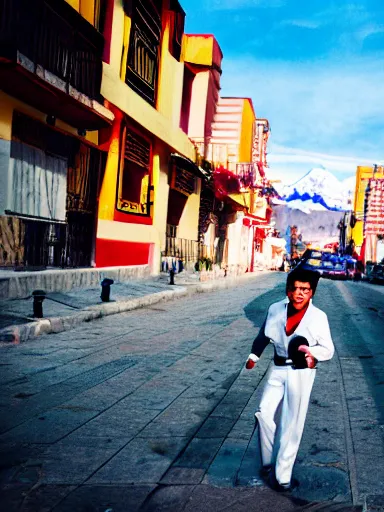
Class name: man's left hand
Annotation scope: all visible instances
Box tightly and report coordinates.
[298,345,316,368]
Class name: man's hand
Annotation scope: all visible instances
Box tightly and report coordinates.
[298,345,316,368]
[245,353,259,369]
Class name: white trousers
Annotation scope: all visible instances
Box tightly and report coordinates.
[256,365,316,485]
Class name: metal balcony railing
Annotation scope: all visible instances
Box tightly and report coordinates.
[235,163,258,187]
[164,236,199,262]
[192,139,234,171]
[193,140,262,186]
[162,237,228,269]
[0,214,95,270]
[0,0,104,100]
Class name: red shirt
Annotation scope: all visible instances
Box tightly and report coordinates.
[285,302,309,336]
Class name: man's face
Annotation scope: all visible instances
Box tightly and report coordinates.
[287,280,313,310]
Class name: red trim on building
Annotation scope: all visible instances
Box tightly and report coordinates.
[96,238,151,267]
[243,212,270,227]
[243,218,268,227]
[113,210,153,225]
[102,0,114,64]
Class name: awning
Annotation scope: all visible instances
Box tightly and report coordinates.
[170,153,207,180]
[213,168,241,199]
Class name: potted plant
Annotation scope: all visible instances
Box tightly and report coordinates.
[205,258,213,271]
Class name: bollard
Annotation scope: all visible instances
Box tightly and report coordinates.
[169,269,175,285]
[100,278,114,302]
[32,290,46,318]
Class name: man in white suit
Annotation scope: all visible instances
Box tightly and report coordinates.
[245,268,334,492]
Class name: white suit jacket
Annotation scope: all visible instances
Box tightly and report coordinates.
[251,298,334,362]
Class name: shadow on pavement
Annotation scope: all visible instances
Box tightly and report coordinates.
[243,284,285,330]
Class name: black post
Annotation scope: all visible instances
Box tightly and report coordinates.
[100,278,114,302]
[32,290,46,318]
[169,270,175,285]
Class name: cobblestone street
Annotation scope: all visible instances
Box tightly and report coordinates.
[1,272,383,511]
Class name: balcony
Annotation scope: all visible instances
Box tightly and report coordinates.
[0,0,113,129]
[164,236,199,264]
[194,139,234,171]
[194,139,262,188]
[236,163,258,188]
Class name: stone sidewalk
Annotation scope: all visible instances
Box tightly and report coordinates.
[0,270,267,344]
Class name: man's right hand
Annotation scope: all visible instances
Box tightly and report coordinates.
[245,353,259,369]
[298,345,317,368]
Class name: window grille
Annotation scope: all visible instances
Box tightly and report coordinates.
[117,128,152,216]
[125,0,162,105]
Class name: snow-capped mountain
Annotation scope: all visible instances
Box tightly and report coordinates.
[280,167,354,211]
[283,199,329,214]
[341,175,355,201]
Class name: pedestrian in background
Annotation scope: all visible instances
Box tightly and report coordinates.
[245,268,334,492]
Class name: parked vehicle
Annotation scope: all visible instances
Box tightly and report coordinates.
[367,264,384,285]
[297,249,323,272]
[297,250,349,280]
[319,260,335,279]
[323,261,348,280]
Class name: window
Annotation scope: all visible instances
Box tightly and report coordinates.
[8,113,71,222]
[307,258,322,267]
[117,128,152,216]
[169,0,185,61]
[9,142,67,222]
[180,65,194,134]
[93,0,107,32]
[125,0,162,105]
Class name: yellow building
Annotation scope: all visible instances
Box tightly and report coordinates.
[0,0,212,278]
[0,0,113,270]
[96,0,208,273]
[183,34,223,145]
[350,165,384,249]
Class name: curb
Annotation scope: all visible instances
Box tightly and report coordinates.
[0,272,264,344]
[364,495,384,511]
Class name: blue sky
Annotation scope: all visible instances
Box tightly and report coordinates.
[182,0,384,186]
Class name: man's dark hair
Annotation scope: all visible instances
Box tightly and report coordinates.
[286,268,321,295]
